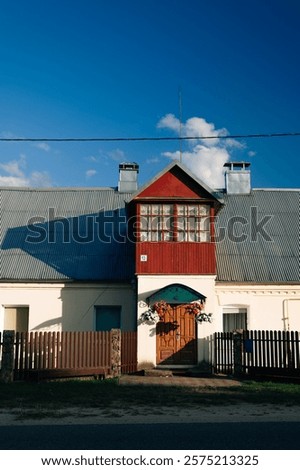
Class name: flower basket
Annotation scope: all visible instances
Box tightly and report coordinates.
[140,300,171,324]
[185,301,212,323]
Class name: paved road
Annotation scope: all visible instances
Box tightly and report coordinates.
[0,421,300,450]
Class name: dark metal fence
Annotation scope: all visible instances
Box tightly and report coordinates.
[214,330,300,378]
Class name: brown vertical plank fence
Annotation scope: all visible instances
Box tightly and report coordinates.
[8,330,137,381]
[121,331,137,374]
[13,331,111,380]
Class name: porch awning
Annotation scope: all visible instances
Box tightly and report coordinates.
[146,283,206,305]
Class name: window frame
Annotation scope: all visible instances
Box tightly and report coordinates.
[222,307,247,333]
[94,305,122,332]
[139,202,211,242]
[3,306,29,332]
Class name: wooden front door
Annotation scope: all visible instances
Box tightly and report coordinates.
[156,305,197,365]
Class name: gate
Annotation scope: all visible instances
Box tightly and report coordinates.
[213,332,234,374]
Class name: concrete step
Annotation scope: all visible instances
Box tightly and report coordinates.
[142,368,173,377]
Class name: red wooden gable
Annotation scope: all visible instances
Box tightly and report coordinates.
[130,163,218,275]
[133,166,213,200]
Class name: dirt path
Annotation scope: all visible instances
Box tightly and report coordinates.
[1,402,300,426]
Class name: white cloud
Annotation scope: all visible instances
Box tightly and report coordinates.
[108,148,126,162]
[157,113,246,188]
[0,155,52,187]
[0,175,30,186]
[86,155,98,162]
[33,142,51,152]
[157,113,181,133]
[30,171,52,187]
[86,169,97,179]
[0,159,25,178]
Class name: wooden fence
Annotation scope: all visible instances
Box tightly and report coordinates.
[214,330,300,378]
[0,330,137,381]
[121,331,138,374]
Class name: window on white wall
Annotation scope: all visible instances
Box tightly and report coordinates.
[3,307,29,332]
[223,307,247,332]
[95,306,121,331]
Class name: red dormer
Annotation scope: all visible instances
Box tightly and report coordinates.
[128,162,223,275]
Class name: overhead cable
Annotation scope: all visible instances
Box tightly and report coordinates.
[0,132,300,143]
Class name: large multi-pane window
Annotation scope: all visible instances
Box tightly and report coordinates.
[139,203,211,242]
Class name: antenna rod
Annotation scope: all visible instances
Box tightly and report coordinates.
[179,87,183,163]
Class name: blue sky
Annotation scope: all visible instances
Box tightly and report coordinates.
[0,0,299,189]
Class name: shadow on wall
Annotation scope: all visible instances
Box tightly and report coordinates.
[33,317,62,331]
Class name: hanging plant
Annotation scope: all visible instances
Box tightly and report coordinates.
[140,308,161,324]
[195,311,212,323]
[185,301,212,323]
[140,300,171,324]
[152,300,170,316]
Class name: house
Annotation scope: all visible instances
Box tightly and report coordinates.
[0,160,299,369]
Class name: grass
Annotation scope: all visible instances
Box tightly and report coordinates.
[1,378,300,415]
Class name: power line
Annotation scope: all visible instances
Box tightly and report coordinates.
[0,132,300,143]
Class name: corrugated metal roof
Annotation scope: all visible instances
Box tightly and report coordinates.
[216,190,300,283]
[0,186,298,284]
[0,187,134,281]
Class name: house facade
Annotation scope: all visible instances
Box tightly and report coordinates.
[0,161,299,369]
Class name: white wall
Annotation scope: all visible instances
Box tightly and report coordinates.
[0,282,136,332]
[0,283,63,332]
[61,283,136,331]
[216,284,300,332]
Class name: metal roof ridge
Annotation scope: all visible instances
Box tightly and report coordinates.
[0,186,120,192]
[252,188,300,191]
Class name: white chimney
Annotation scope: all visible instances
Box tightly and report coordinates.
[118,162,139,193]
[224,162,251,194]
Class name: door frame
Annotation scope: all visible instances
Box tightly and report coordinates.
[156,303,197,366]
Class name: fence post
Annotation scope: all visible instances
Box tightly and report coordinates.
[0,330,15,383]
[233,330,243,377]
[110,328,121,377]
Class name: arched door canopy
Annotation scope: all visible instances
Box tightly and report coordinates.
[146,283,206,306]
